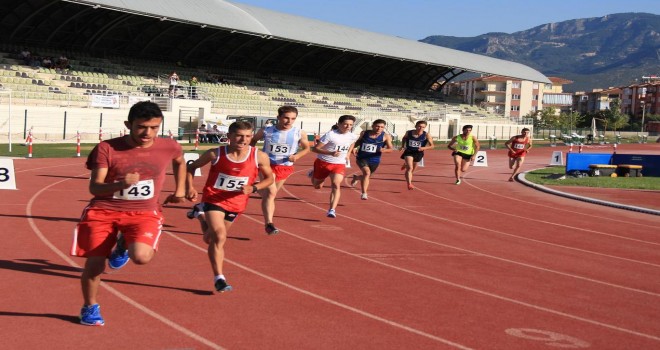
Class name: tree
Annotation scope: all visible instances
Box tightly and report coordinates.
[560,110,585,133]
[603,99,629,132]
[536,107,560,129]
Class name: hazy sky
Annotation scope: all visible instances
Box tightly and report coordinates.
[232,0,660,40]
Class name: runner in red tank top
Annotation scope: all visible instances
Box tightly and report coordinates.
[186,121,273,293]
[505,128,533,182]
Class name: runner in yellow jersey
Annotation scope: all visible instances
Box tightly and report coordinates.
[447,125,480,185]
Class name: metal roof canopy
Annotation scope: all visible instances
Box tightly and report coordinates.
[0,0,550,89]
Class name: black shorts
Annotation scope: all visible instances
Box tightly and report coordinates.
[201,202,240,223]
[356,158,380,173]
[401,150,424,163]
[452,151,473,160]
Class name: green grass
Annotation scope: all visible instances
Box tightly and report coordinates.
[0,142,213,158]
[524,166,660,190]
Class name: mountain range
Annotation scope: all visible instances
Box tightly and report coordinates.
[420,13,660,92]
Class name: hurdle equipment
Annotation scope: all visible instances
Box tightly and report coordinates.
[26,131,33,158]
[616,164,643,177]
[473,150,488,167]
[588,164,617,177]
[194,129,200,150]
[76,131,81,157]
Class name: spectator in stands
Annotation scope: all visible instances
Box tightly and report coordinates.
[42,56,53,69]
[189,76,198,99]
[185,121,274,293]
[209,124,220,143]
[198,123,208,143]
[400,120,433,190]
[309,115,358,218]
[168,71,179,98]
[20,48,31,65]
[447,124,480,185]
[350,119,394,200]
[505,128,532,182]
[250,105,311,234]
[56,54,69,69]
[72,101,188,326]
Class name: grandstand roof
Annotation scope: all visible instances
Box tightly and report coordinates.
[1,0,550,89]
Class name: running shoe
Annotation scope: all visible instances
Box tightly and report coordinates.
[186,203,204,219]
[326,209,336,218]
[361,193,368,200]
[400,165,406,171]
[350,174,359,187]
[215,278,233,293]
[307,169,314,178]
[407,184,414,190]
[265,223,280,235]
[79,304,105,326]
[108,233,129,270]
[455,179,461,185]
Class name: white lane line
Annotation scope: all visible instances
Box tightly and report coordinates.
[166,232,474,350]
[466,162,658,228]
[26,175,224,350]
[283,174,660,296]
[230,205,660,342]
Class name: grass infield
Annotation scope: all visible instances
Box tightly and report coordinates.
[524,166,659,190]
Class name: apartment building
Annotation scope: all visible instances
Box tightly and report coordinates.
[460,75,572,121]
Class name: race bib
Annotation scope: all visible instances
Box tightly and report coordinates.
[214,173,249,192]
[267,143,291,156]
[335,145,350,152]
[113,179,155,200]
[460,145,470,151]
[360,143,378,153]
[408,140,421,148]
[514,143,525,149]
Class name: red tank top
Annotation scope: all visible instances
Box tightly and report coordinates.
[509,137,530,157]
[202,146,259,213]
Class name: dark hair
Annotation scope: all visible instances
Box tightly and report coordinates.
[127,101,163,123]
[372,119,387,126]
[228,121,253,134]
[462,124,473,131]
[521,128,530,133]
[415,120,427,127]
[338,115,356,123]
[278,105,298,116]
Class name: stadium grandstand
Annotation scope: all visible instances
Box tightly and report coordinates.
[0,0,549,143]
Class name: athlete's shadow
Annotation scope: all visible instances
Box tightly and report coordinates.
[0,259,213,296]
[0,311,80,324]
[166,229,251,241]
[37,174,88,180]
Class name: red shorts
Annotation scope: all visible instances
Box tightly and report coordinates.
[71,207,164,257]
[313,159,346,180]
[271,164,294,182]
[509,150,527,159]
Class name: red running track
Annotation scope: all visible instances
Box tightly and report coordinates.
[0,143,658,349]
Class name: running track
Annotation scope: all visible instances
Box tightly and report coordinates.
[1,143,658,349]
